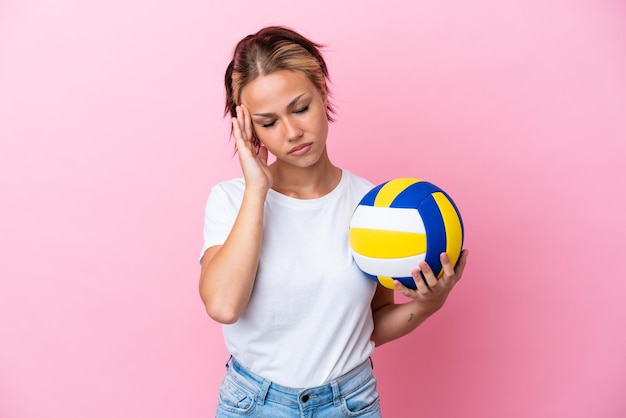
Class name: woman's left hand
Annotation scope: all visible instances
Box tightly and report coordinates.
[394,249,469,314]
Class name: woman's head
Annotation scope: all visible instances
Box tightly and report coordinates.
[225,26,334,147]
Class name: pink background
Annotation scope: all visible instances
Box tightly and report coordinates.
[1,0,625,417]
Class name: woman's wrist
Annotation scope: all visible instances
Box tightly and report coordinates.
[244,184,270,199]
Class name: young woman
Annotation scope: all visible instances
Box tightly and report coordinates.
[199,26,468,417]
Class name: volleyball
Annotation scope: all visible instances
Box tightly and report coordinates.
[349,178,464,290]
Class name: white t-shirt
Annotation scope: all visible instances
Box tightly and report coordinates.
[200,170,377,388]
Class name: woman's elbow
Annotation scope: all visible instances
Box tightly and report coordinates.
[207,309,239,325]
[370,330,391,347]
[201,293,242,324]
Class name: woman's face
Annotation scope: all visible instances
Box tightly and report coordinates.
[240,70,329,168]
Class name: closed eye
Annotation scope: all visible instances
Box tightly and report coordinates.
[261,120,276,128]
[257,104,308,127]
[294,105,309,114]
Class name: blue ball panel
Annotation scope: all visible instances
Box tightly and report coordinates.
[390,181,441,209]
[396,276,417,290]
[419,195,446,277]
[359,181,388,206]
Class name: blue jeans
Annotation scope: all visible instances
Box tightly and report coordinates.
[216,357,382,417]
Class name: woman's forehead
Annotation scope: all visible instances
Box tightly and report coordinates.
[240,70,320,111]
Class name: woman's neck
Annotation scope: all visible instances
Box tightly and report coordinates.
[269,155,342,200]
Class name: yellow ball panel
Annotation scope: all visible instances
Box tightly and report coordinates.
[349,228,427,258]
[373,178,422,207]
[377,276,397,289]
[433,191,463,269]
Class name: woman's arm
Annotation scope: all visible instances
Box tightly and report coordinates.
[199,105,272,324]
[199,188,267,324]
[371,250,469,346]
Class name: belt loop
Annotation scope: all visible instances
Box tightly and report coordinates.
[225,355,233,370]
[331,380,341,407]
[369,356,374,370]
[257,379,271,406]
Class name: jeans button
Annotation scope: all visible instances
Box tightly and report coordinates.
[302,394,310,402]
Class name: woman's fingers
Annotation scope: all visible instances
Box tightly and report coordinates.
[453,249,469,282]
[234,105,259,155]
[232,117,247,154]
[232,105,273,190]
[233,106,253,152]
[241,104,253,140]
[417,261,438,294]
[440,252,454,277]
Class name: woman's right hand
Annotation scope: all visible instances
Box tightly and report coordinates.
[232,105,273,192]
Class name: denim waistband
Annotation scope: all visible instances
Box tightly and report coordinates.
[227,357,374,408]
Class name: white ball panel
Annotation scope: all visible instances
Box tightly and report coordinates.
[350,206,425,233]
[352,252,426,277]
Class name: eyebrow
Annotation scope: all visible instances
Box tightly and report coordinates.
[252,94,306,118]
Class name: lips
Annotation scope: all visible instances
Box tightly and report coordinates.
[288,143,313,156]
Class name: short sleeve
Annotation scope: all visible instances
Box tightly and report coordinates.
[199,182,241,262]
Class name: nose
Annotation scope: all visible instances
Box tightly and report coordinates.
[283,118,303,142]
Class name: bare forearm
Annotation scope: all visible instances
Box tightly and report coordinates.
[371,300,437,346]
[199,188,267,323]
